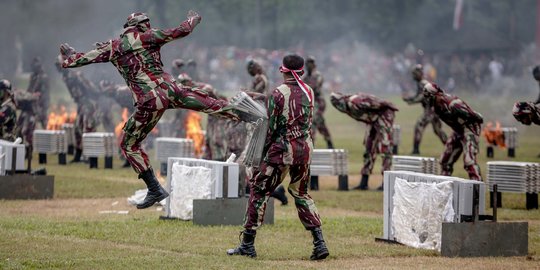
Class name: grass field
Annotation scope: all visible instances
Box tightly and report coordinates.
[0,90,539,269]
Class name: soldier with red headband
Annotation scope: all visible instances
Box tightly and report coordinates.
[303,56,334,149]
[60,10,237,209]
[330,92,397,190]
[227,54,329,261]
[423,83,483,180]
[403,64,447,154]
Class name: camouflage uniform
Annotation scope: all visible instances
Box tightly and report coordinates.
[62,13,232,174]
[303,69,333,148]
[244,78,320,230]
[100,81,135,115]
[513,101,540,126]
[57,68,99,151]
[14,88,39,153]
[404,78,448,151]
[0,96,17,142]
[247,61,269,95]
[330,92,397,176]
[423,83,483,180]
[27,57,49,128]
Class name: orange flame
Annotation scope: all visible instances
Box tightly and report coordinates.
[46,106,73,130]
[115,108,129,145]
[482,121,506,148]
[185,111,204,157]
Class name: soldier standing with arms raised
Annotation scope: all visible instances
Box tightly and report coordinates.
[60,10,236,209]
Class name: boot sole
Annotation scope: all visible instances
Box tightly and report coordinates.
[136,192,169,209]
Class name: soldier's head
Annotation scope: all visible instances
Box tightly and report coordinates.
[0,79,12,99]
[305,56,316,74]
[177,73,193,87]
[330,92,349,113]
[187,59,197,68]
[279,54,304,79]
[31,57,43,73]
[172,59,184,69]
[411,64,423,81]
[124,12,150,31]
[532,65,540,82]
[512,101,534,125]
[246,60,261,76]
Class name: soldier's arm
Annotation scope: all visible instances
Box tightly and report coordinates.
[62,42,112,68]
[263,90,284,154]
[252,76,266,94]
[144,11,201,45]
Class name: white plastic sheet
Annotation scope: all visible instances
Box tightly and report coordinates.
[391,177,455,251]
[169,163,213,220]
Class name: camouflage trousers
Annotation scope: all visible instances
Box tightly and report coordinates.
[440,130,482,181]
[203,115,228,161]
[361,111,395,175]
[244,163,321,230]
[413,108,448,145]
[121,81,227,174]
[74,101,98,150]
[311,100,332,143]
[16,111,36,155]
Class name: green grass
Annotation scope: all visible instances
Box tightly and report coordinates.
[0,88,539,269]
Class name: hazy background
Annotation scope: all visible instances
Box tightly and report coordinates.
[1,0,539,125]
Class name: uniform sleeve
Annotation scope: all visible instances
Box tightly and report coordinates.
[63,42,112,68]
[142,19,196,46]
[405,82,425,104]
[263,90,283,154]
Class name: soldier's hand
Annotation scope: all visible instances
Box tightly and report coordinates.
[187,10,202,27]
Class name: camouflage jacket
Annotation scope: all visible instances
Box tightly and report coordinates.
[405,79,430,107]
[432,93,483,135]
[331,93,398,125]
[102,82,134,110]
[63,17,198,106]
[59,69,98,103]
[0,98,17,141]
[14,88,39,112]
[303,70,324,100]
[250,73,269,95]
[27,69,49,110]
[264,79,314,165]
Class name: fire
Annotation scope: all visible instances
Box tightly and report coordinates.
[46,106,74,130]
[185,111,205,157]
[115,108,129,145]
[482,121,506,148]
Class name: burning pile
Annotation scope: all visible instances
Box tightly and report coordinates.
[482,122,518,158]
[185,111,204,157]
[114,108,129,145]
[46,106,76,130]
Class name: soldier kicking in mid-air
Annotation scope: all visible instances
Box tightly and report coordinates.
[60,10,236,209]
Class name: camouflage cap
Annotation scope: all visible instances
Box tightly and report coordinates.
[124,12,149,28]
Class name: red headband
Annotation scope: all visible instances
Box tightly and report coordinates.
[279,65,313,105]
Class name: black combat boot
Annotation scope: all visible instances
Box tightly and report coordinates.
[271,185,288,205]
[70,149,82,163]
[353,174,369,190]
[326,140,334,149]
[377,183,384,191]
[136,168,169,209]
[227,229,257,258]
[310,227,329,260]
[411,143,420,155]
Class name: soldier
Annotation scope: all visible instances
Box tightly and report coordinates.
[513,101,540,126]
[228,54,329,260]
[330,92,397,191]
[423,83,483,180]
[55,58,99,163]
[0,80,17,141]
[27,57,49,129]
[246,60,269,95]
[532,65,540,104]
[171,59,185,78]
[186,59,200,81]
[403,64,447,154]
[14,85,40,159]
[60,11,236,209]
[303,56,333,149]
